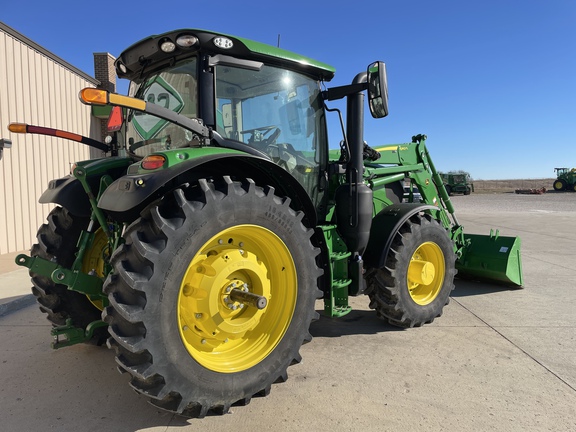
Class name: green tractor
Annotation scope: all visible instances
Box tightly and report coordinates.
[7,29,522,417]
[553,167,576,191]
[439,171,474,195]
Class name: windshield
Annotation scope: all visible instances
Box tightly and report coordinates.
[215,63,326,167]
[123,57,199,157]
[214,63,327,206]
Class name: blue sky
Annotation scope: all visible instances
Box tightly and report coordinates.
[2,0,574,179]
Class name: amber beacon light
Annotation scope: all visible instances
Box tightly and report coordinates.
[79,88,146,111]
[79,88,108,105]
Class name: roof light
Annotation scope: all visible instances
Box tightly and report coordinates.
[117,62,127,74]
[141,154,166,170]
[177,35,198,48]
[213,36,233,49]
[160,39,176,53]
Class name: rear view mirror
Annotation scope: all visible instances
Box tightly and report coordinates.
[367,61,389,118]
[284,99,303,135]
[221,103,232,129]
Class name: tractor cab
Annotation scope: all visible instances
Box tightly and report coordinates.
[108,30,336,208]
[104,29,389,225]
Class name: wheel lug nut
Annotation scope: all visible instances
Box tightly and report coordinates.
[195,313,202,319]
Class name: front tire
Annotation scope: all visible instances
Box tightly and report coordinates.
[553,179,566,191]
[366,213,456,328]
[103,177,322,417]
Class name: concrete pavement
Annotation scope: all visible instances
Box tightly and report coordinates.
[0,193,575,431]
[0,251,35,317]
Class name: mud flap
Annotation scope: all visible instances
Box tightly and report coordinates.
[456,230,523,287]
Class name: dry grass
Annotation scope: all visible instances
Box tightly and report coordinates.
[472,178,554,194]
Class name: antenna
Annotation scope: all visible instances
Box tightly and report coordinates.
[277,34,281,48]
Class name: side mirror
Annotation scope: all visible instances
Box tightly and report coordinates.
[367,61,389,118]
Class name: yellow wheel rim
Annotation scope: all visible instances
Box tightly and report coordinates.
[178,224,297,373]
[407,241,445,305]
[554,181,564,190]
[81,227,108,311]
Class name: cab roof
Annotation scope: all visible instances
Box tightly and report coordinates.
[115,29,336,83]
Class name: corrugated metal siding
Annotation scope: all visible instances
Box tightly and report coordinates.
[0,28,99,254]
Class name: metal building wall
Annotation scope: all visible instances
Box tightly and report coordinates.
[0,23,100,254]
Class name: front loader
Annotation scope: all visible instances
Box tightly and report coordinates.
[5,29,522,417]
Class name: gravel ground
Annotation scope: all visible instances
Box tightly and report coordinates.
[448,191,576,213]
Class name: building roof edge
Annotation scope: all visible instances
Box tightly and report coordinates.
[0,21,100,85]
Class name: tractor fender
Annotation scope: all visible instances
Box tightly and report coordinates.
[38,157,134,218]
[98,153,318,225]
[364,203,437,269]
[38,176,94,217]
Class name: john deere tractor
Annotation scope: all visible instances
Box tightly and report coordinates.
[440,171,474,195]
[7,29,522,417]
[553,167,576,191]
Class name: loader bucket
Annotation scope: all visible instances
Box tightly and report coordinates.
[456,230,523,287]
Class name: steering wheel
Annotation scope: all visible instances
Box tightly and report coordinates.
[263,127,281,147]
[240,126,281,150]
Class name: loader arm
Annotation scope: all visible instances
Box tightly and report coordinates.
[371,135,465,252]
[370,135,523,286]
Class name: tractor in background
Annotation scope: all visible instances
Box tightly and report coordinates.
[553,167,576,191]
[439,171,474,195]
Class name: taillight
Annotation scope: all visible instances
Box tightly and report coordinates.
[141,155,166,170]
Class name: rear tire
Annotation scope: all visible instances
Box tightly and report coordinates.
[445,185,452,196]
[366,212,456,327]
[30,206,108,344]
[103,177,322,417]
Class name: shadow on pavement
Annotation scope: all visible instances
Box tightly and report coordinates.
[310,308,402,338]
[452,278,523,297]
